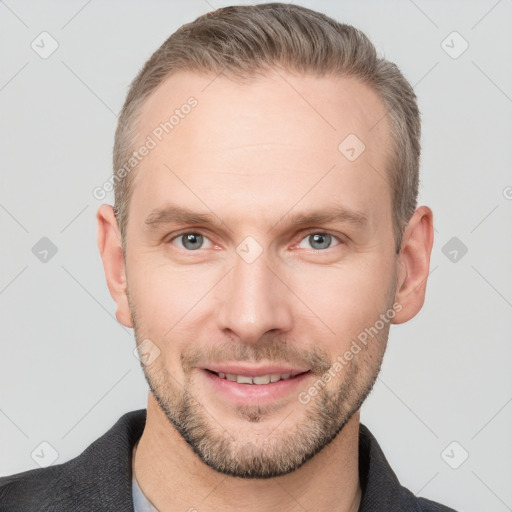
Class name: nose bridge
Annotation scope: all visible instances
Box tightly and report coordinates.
[216,245,292,343]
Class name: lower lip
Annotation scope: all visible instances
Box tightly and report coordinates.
[200,369,312,407]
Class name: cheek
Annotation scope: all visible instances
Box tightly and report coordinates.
[128,256,216,335]
[290,257,394,344]
[128,265,204,376]
[129,273,170,327]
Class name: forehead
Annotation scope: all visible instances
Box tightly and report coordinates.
[135,69,390,157]
[129,69,392,231]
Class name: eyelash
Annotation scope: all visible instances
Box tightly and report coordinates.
[167,229,344,252]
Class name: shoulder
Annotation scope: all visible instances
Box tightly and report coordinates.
[404,488,459,511]
[0,464,63,511]
[0,409,146,512]
[358,423,460,512]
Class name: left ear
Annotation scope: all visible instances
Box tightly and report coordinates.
[392,205,434,324]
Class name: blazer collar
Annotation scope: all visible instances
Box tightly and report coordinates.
[54,409,424,511]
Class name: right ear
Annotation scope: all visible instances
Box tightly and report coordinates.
[96,204,133,328]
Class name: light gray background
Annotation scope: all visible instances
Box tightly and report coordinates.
[1,1,511,511]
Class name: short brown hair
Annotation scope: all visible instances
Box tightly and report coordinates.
[113,2,420,254]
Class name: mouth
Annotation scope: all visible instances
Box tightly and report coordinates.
[199,364,313,406]
[204,369,309,385]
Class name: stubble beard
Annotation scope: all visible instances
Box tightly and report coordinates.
[128,287,393,479]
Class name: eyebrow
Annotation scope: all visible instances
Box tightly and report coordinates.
[144,204,369,231]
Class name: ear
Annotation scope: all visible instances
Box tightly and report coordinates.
[96,204,133,328]
[392,205,434,324]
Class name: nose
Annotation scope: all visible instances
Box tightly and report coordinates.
[215,249,293,344]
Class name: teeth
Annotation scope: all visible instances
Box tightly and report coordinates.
[215,372,302,385]
[252,375,271,385]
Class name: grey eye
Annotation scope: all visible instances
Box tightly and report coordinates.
[297,233,340,251]
[308,233,332,250]
[179,233,205,250]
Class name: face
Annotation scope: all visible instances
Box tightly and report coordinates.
[122,69,399,478]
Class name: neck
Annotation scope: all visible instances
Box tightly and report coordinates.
[133,394,362,512]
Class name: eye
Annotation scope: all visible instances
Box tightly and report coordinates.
[170,232,214,251]
[296,232,342,251]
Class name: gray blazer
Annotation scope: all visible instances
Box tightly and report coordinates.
[0,409,458,511]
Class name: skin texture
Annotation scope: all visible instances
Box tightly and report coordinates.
[97,69,434,512]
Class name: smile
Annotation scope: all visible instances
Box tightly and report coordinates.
[206,370,308,385]
[200,366,313,406]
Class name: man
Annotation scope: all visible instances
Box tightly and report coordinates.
[0,3,458,511]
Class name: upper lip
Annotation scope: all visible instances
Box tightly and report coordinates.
[203,364,310,377]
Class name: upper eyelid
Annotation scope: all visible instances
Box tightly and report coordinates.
[295,230,343,246]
